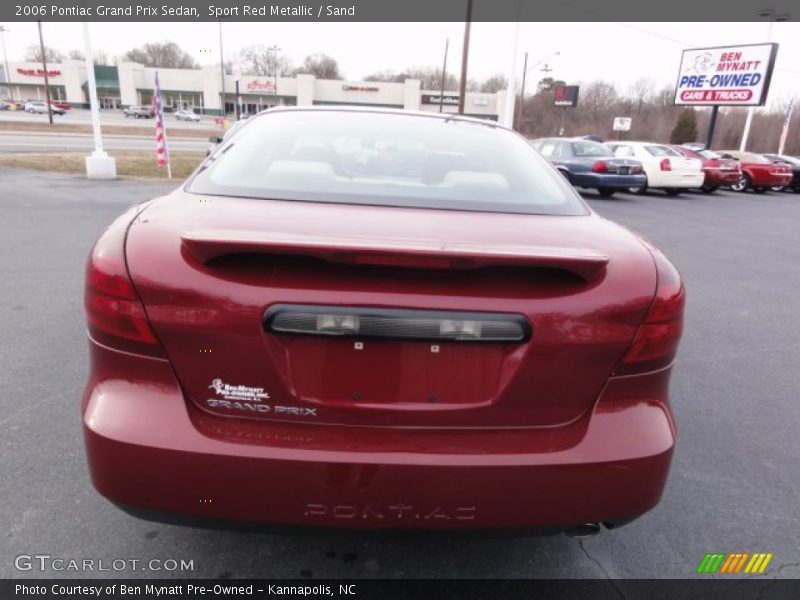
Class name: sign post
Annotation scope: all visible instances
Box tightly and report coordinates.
[553,85,579,136]
[612,117,632,140]
[674,43,779,150]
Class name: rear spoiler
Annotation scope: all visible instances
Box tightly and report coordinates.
[181,229,609,281]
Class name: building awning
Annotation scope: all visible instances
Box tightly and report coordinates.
[82,80,119,91]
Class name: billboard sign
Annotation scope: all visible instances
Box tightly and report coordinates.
[554,85,579,107]
[613,117,632,131]
[674,43,778,106]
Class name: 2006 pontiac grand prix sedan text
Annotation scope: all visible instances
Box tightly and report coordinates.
[82,107,685,533]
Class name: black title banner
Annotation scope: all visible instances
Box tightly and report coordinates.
[2,0,799,22]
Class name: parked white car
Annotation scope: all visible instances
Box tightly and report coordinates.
[606,141,704,195]
[174,109,201,122]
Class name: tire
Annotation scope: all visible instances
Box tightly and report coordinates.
[770,186,785,192]
[597,187,616,197]
[701,184,720,194]
[627,177,648,194]
[731,173,751,192]
[665,188,681,196]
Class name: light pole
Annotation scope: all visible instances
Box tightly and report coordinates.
[515,50,560,131]
[501,22,522,128]
[0,26,12,102]
[740,11,786,150]
[218,21,226,119]
[438,38,449,113]
[37,21,53,125]
[457,0,473,115]
[268,45,280,102]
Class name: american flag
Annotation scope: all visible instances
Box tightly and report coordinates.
[778,98,794,155]
[153,71,171,174]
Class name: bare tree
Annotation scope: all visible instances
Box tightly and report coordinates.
[293,53,342,79]
[364,66,459,90]
[67,49,112,65]
[479,74,508,93]
[24,44,63,63]
[123,42,199,69]
[628,77,655,113]
[235,45,292,77]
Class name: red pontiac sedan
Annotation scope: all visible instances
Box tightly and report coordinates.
[83,108,685,533]
[670,145,741,193]
[716,150,793,193]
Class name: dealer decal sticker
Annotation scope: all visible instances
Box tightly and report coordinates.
[207,378,317,416]
[209,378,270,402]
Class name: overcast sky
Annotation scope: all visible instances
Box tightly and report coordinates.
[3,21,800,105]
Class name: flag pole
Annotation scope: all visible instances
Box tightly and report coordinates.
[778,98,794,155]
[154,70,172,179]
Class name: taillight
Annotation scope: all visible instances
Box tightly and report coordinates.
[591,161,608,173]
[85,208,165,358]
[660,158,672,171]
[614,250,685,376]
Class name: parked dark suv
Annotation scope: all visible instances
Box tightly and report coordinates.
[123,105,155,118]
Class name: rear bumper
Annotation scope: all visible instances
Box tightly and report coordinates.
[82,340,676,531]
[704,169,740,186]
[749,171,793,187]
[647,171,705,188]
[572,173,647,189]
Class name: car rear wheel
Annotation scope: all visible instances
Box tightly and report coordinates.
[597,187,616,197]
[701,184,719,194]
[627,178,647,194]
[731,173,751,192]
[770,185,785,192]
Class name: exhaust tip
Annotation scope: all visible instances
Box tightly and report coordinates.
[564,522,602,538]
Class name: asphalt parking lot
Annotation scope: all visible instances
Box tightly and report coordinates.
[1,168,799,581]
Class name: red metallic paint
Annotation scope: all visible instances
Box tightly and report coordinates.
[122,194,657,430]
[670,146,741,188]
[82,111,684,531]
[736,161,793,187]
[83,337,675,530]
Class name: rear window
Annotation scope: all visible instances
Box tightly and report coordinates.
[187,111,586,216]
[698,150,722,159]
[571,141,613,157]
[645,145,681,157]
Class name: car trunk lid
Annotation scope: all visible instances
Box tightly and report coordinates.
[125,193,656,429]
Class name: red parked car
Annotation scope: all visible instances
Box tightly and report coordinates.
[83,108,685,533]
[670,145,740,193]
[716,150,793,193]
[51,100,71,110]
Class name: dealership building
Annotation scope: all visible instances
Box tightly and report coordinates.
[1,60,506,120]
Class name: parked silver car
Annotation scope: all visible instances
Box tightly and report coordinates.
[24,101,65,115]
[174,109,201,122]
